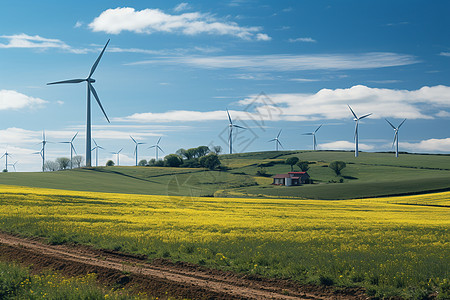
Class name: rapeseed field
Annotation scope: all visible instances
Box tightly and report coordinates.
[0,185,448,298]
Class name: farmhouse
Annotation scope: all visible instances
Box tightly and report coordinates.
[272,172,310,186]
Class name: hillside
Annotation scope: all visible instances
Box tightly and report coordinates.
[1,150,450,199]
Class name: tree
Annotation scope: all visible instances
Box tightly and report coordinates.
[199,153,221,170]
[44,161,59,172]
[176,148,187,159]
[285,157,299,171]
[329,161,346,176]
[296,160,309,172]
[164,154,183,167]
[72,155,84,168]
[195,146,210,158]
[138,159,148,166]
[106,160,115,166]
[212,145,222,155]
[56,157,71,170]
[185,148,197,160]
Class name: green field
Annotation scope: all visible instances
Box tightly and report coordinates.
[1,151,450,199]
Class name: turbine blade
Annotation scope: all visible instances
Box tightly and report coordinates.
[157,137,161,144]
[130,136,137,144]
[47,79,85,85]
[302,133,313,135]
[60,141,70,144]
[0,154,5,159]
[71,132,79,142]
[392,132,398,148]
[72,144,77,155]
[314,124,323,133]
[268,139,276,142]
[277,129,282,138]
[398,118,406,129]
[89,83,110,123]
[385,118,396,129]
[157,146,165,153]
[118,148,123,153]
[277,140,284,149]
[359,113,372,120]
[133,145,137,157]
[233,125,246,129]
[93,139,98,147]
[354,122,358,141]
[226,109,232,124]
[89,39,110,78]
[148,145,156,149]
[348,105,358,119]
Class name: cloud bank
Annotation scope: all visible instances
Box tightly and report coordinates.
[89,7,270,41]
[0,90,47,110]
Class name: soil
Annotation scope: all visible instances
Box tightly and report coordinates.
[0,232,368,299]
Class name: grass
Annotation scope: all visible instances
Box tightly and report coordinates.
[1,151,450,199]
[0,261,147,299]
[0,185,448,299]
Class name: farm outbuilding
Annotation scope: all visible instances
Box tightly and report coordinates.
[272,172,310,186]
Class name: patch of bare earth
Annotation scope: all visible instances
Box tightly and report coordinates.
[0,232,367,299]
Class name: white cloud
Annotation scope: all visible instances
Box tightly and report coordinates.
[256,33,271,41]
[400,138,450,153]
[0,34,87,54]
[174,3,190,12]
[89,7,269,41]
[290,78,320,82]
[289,37,316,43]
[0,90,47,110]
[128,52,418,71]
[238,85,450,120]
[319,140,374,151]
[439,52,450,57]
[74,21,83,28]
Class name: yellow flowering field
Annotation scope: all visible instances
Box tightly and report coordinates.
[0,184,448,298]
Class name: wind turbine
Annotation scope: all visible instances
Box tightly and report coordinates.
[303,124,323,151]
[226,109,245,154]
[269,130,283,151]
[348,105,372,157]
[34,131,49,172]
[91,139,104,167]
[148,137,164,161]
[111,148,123,166]
[8,161,18,172]
[385,119,406,158]
[1,150,12,172]
[47,39,110,168]
[130,136,145,166]
[60,132,78,169]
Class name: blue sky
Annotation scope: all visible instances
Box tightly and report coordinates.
[0,0,449,171]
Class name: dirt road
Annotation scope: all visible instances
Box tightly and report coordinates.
[0,232,366,299]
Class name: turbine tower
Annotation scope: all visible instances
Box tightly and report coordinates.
[269,130,283,151]
[130,136,145,166]
[348,105,372,157]
[60,132,78,169]
[111,148,123,166]
[1,150,11,172]
[91,139,104,167]
[385,118,406,158]
[33,131,49,172]
[303,124,323,151]
[148,137,164,161]
[226,109,245,154]
[47,39,110,167]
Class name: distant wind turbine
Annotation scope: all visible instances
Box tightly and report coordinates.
[385,118,406,158]
[8,161,18,172]
[226,109,246,154]
[33,131,49,172]
[348,105,372,157]
[91,139,104,167]
[148,137,164,161]
[47,39,110,168]
[269,130,283,151]
[1,150,12,172]
[60,132,78,169]
[130,136,145,166]
[303,124,323,151]
[111,148,123,166]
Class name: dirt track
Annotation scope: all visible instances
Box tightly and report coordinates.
[0,232,367,299]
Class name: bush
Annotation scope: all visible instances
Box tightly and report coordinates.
[296,160,309,172]
[106,160,115,166]
[181,158,200,168]
[138,159,147,166]
[256,166,268,176]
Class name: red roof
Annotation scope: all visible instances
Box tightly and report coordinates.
[291,177,300,179]
[273,174,290,178]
